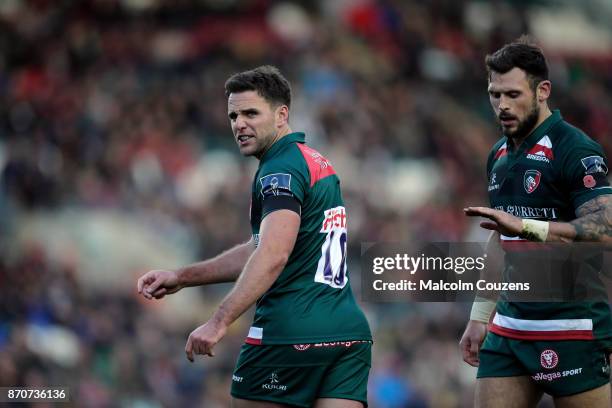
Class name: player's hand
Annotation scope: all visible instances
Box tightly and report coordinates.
[459,320,488,367]
[464,207,523,237]
[137,269,182,300]
[185,320,227,362]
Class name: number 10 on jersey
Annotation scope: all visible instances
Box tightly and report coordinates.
[315,206,348,289]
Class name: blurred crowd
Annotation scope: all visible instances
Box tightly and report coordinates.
[1,0,611,407]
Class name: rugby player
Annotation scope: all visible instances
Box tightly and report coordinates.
[137,66,372,408]
[460,37,612,407]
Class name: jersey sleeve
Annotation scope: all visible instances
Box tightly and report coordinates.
[560,136,612,210]
[256,158,309,219]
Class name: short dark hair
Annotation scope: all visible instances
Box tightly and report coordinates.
[485,36,548,90]
[224,65,291,108]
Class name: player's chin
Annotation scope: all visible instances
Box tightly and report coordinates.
[237,145,257,157]
[501,124,517,135]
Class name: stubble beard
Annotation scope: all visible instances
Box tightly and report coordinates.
[242,131,277,159]
[240,140,261,157]
[501,101,540,141]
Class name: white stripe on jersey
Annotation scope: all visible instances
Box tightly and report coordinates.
[500,235,527,241]
[493,313,592,332]
[247,326,263,340]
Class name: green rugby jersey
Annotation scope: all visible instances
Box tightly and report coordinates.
[246,132,372,345]
[485,110,612,342]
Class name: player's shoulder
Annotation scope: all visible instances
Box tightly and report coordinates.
[258,143,312,193]
[489,136,507,155]
[551,118,598,147]
[487,136,508,167]
[260,142,308,173]
[292,142,340,186]
[550,119,604,155]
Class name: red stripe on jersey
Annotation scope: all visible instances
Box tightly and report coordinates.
[489,323,594,341]
[526,136,554,159]
[297,143,336,187]
[527,145,554,160]
[494,145,507,160]
[245,337,262,345]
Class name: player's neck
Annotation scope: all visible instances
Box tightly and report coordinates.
[256,126,293,160]
[276,126,293,140]
[509,106,552,149]
[269,126,293,148]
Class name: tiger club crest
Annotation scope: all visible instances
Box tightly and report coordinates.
[524,170,541,194]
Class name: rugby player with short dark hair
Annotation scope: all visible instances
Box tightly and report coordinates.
[137,65,372,408]
[460,37,612,407]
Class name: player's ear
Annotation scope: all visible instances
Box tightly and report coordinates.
[536,80,551,102]
[275,105,289,128]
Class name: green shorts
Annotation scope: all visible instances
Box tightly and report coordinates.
[230,340,371,407]
[478,332,611,397]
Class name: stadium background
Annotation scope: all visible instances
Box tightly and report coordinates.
[1,0,611,406]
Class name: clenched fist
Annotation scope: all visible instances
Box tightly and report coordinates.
[137,269,182,300]
[185,320,227,362]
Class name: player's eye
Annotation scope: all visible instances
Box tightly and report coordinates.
[489,91,500,99]
[508,91,520,98]
[229,113,237,120]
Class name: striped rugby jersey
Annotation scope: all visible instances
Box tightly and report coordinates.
[246,132,371,345]
[486,110,612,342]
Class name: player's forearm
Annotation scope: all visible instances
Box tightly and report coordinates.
[176,239,255,287]
[209,244,288,328]
[523,218,611,244]
[475,231,503,300]
[532,196,612,244]
[569,195,612,243]
[470,232,501,322]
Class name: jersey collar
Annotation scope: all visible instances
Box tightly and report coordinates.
[260,132,306,162]
[511,109,562,155]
